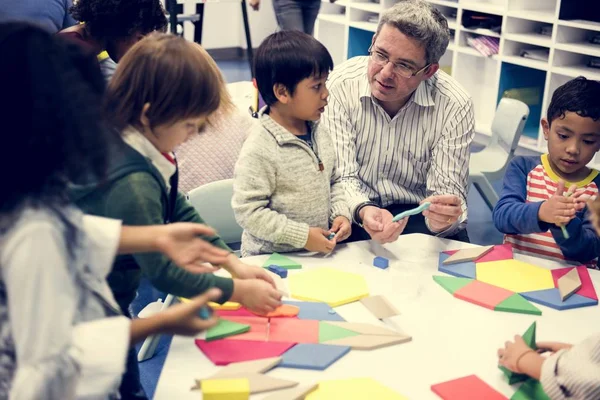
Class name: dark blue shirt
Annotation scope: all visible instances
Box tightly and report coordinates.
[0,0,77,33]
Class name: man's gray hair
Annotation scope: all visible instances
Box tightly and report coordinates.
[377,0,450,64]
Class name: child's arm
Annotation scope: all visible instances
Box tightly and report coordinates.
[493,157,553,234]
[2,218,131,399]
[550,209,600,263]
[329,147,353,242]
[232,136,310,249]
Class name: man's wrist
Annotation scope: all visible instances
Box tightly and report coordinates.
[354,201,377,225]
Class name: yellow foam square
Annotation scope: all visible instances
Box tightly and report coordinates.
[476,260,555,293]
[307,378,407,400]
[201,378,250,400]
[289,267,369,307]
[178,297,241,311]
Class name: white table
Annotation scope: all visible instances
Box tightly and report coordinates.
[154,234,600,399]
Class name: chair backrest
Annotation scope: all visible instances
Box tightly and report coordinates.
[187,179,243,245]
[491,98,530,154]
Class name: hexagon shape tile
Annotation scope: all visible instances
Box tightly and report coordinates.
[306,377,407,399]
[476,260,555,293]
[289,268,369,307]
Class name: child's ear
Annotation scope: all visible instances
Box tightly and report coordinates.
[273,83,290,104]
[541,118,550,140]
[140,103,152,129]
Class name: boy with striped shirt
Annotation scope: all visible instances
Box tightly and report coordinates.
[493,77,600,267]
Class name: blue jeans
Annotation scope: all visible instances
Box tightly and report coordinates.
[272,0,321,35]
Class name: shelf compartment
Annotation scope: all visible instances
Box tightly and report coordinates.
[460,1,505,16]
[349,0,381,14]
[507,0,557,23]
[348,26,374,58]
[552,49,600,81]
[497,62,546,140]
[555,24,600,58]
[316,19,347,66]
[502,39,549,70]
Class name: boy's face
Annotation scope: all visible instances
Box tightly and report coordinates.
[287,74,329,122]
[543,112,600,180]
[150,115,207,153]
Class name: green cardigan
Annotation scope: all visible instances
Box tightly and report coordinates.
[71,140,234,311]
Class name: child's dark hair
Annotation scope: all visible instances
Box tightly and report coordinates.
[70,0,167,40]
[254,31,334,106]
[547,76,600,126]
[0,22,112,218]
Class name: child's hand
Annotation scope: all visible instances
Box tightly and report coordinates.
[155,223,230,273]
[497,335,537,373]
[330,216,352,242]
[305,227,336,253]
[159,288,221,336]
[249,0,260,10]
[538,180,578,225]
[225,257,276,288]
[233,279,282,314]
[536,341,573,354]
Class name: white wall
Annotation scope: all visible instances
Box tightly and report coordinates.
[179,0,278,50]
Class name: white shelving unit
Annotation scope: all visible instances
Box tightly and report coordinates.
[315,0,600,165]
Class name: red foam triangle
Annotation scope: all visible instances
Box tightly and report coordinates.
[454,280,514,310]
[195,339,296,365]
[431,375,508,400]
[551,266,597,301]
[443,244,513,263]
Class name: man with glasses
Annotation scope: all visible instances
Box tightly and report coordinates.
[322,0,474,243]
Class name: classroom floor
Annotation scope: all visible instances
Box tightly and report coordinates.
[133,59,538,398]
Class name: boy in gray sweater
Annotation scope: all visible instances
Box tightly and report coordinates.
[232,31,352,256]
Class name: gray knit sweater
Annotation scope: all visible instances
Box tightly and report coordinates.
[232,111,351,256]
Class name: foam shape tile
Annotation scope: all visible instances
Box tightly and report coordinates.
[510,378,550,400]
[289,267,369,307]
[283,300,345,322]
[438,253,476,279]
[209,357,282,378]
[360,295,400,319]
[221,317,268,341]
[431,375,507,400]
[442,246,494,265]
[551,266,597,301]
[433,275,474,295]
[263,384,318,400]
[249,304,300,318]
[557,268,582,301]
[206,319,250,341]
[269,318,320,344]
[444,244,513,263]
[201,378,250,400]
[476,260,555,293]
[323,321,402,336]
[280,343,350,370]
[323,333,412,350]
[216,308,256,318]
[195,339,296,365]
[521,288,598,310]
[454,280,514,310]
[263,253,302,269]
[243,373,299,394]
[500,322,536,384]
[306,378,407,400]
[209,301,242,310]
[318,322,360,343]
[495,293,542,316]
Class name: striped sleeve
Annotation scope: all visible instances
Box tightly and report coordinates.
[541,333,600,400]
[323,86,371,219]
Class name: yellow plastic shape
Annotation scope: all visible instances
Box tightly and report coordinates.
[201,378,250,400]
[289,267,369,307]
[476,260,555,293]
[306,377,407,400]
[178,298,241,310]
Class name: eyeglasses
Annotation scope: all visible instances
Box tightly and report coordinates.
[368,46,431,78]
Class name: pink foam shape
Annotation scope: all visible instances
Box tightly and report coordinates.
[551,266,597,301]
[195,339,296,365]
[443,244,513,262]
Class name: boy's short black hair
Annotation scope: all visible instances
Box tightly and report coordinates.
[70,0,167,40]
[254,31,334,106]
[547,76,600,125]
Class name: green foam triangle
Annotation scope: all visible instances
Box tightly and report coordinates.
[500,322,537,384]
[510,378,550,400]
[263,252,302,269]
[319,322,360,343]
[206,319,250,341]
[495,294,542,316]
[432,275,474,295]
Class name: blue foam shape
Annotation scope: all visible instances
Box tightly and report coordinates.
[267,264,288,278]
[280,343,350,370]
[438,252,477,279]
[521,288,599,310]
[283,300,345,321]
[373,256,389,269]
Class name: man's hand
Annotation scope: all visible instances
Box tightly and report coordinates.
[360,206,407,243]
[421,195,463,232]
